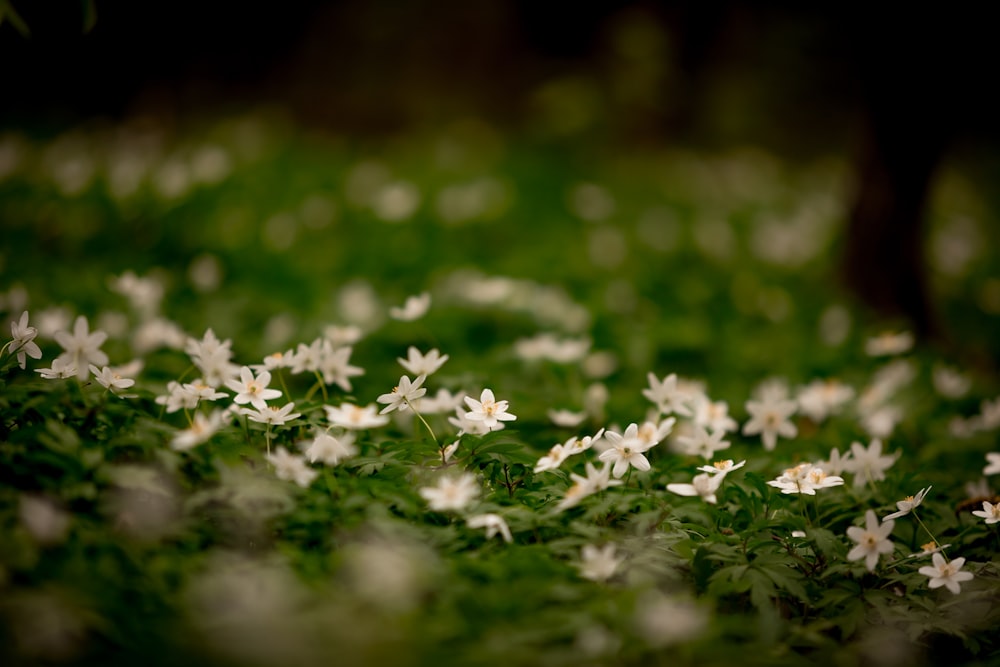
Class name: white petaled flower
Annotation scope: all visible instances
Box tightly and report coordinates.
[35,357,77,380]
[416,388,467,415]
[8,311,42,369]
[266,446,318,488]
[691,395,738,433]
[932,365,971,399]
[463,388,516,431]
[578,544,624,582]
[636,417,675,450]
[324,403,390,429]
[317,342,365,391]
[534,443,572,473]
[919,553,974,594]
[675,425,731,460]
[305,431,358,466]
[398,346,449,377]
[244,402,301,426]
[599,423,653,479]
[54,315,109,380]
[696,459,747,476]
[225,366,282,411]
[666,472,724,504]
[556,461,622,511]
[377,374,427,414]
[642,372,693,417]
[882,486,932,521]
[389,292,431,321]
[865,331,914,357]
[323,324,363,347]
[448,407,492,436]
[971,501,1000,525]
[183,380,228,403]
[984,452,1000,476]
[742,396,798,451]
[819,447,852,476]
[171,410,224,451]
[466,513,512,543]
[252,350,293,373]
[842,438,899,487]
[566,428,605,456]
[89,365,136,396]
[846,510,895,572]
[796,378,855,422]
[548,408,587,428]
[419,473,480,512]
[767,463,843,495]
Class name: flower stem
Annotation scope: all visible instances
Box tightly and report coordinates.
[313,371,329,403]
[404,398,437,445]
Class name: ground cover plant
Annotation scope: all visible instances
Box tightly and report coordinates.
[1,114,1000,666]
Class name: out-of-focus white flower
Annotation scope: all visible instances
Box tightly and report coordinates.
[54,316,108,380]
[466,513,512,543]
[398,346,449,376]
[842,439,899,487]
[933,365,971,399]
[742,396,798,451]
[171,410,224,451]
[797,379,855,422]
[865,331,914,357]
[305,432,357,466]
[577,544,623,582]
[266,446,317,487]
[389,292,431,321]
[547,408,587,428]
[419,473,479,512]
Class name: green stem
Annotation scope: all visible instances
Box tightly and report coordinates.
[404,398,437,445]
[313,371,329,403]
[912,510,945,556]
[276,369,291,403]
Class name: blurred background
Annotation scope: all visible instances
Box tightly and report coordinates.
[2,0,999,373]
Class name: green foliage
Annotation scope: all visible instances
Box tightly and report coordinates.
[1,117,1000,666]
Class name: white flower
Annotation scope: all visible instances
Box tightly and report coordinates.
[599,423,653,478]
[556,461,622,511]
[767,463,843,495]
[448,407,493,436]
[691,395,738,432]
[419,473,479,512]
[642,372,693,417]
[398,346,449,376]
[316,342,364,391]
[8,311,42,369]
[865,331,914,357]
[636,416,675,449]
[742,396,798,451]
[695,459,746,476]
[984,452,1000,476]
[34,357,77,380]
[819,447,852,476]
[971,501,1000,525]
[89,364,136,396]
[225,366,282,410]
[305,431,358,465]
[882,486,932,521]
[266,446,318,488]
[171,410,224,451]
[54,315,108,380]
[796,379,855,422]
[547,408,587,428]
[666,472,724,504]
[324,403,390,430]
[534,443,572,473]
[389,292,431,321]
[842,438,898,487]
[466,513,512,543]
[846,510,895,572]
[414,388,466,415]
[578,544,624,582]
[932,365,971,399]
[244,402,301,426]
[463,388,516,431]
[675,425,731,460]
[919,553,974,594]
[377,374,427,414]
[635,593,708,648]
[323,324,363,347]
